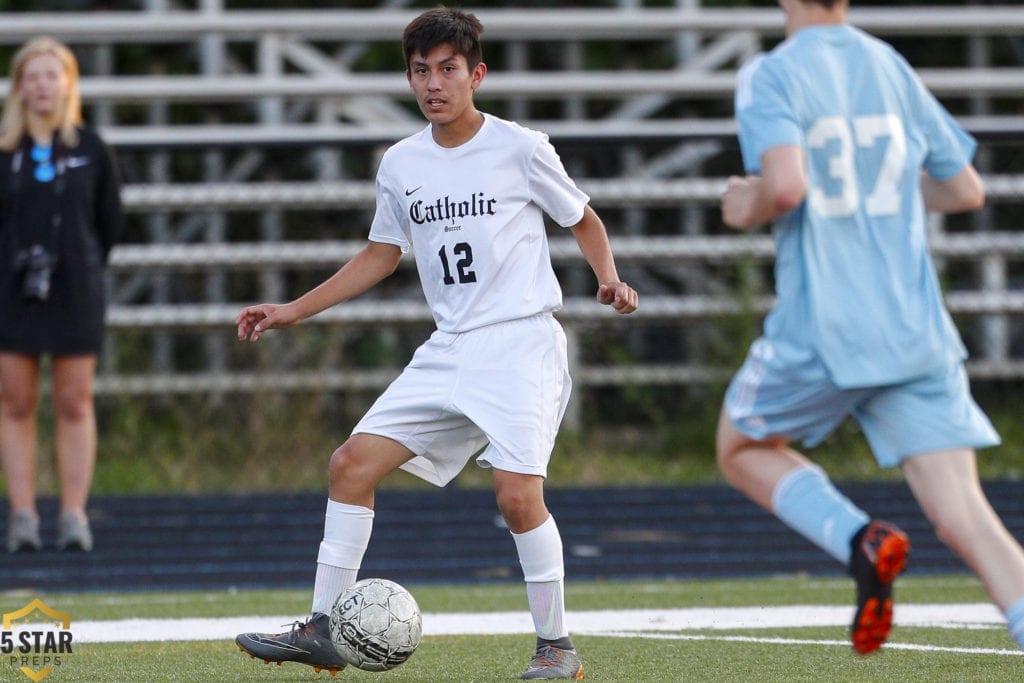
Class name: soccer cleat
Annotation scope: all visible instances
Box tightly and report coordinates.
[6,510,42,553]
[848,519,910,655]
[57,511,94,552]
[236,612,347,676]
[520,645,584,680]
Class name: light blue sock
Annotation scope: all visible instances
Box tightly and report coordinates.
[771,464,870,565]
[1006,597,1024,649]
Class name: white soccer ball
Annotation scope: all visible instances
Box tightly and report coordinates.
[329,577,423,671]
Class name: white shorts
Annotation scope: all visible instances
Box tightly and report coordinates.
[352,313,572,486]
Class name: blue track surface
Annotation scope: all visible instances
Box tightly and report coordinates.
[2,482,1021,592]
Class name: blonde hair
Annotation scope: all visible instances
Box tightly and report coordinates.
[0,36,82,152]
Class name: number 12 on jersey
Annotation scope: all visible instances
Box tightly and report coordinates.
[438,242,477,285]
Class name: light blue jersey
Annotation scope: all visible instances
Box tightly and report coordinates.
[735,25,975,388]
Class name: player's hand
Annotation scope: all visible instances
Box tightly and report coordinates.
[235,302,301,342]
[720,175,758,230]
[597,282,638,314]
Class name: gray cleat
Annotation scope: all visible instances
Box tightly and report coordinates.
[7,510,42,552]
[236,612,347,676]
[520,645,584,680]
[57,511,93,551]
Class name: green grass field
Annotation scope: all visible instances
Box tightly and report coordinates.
[3,575,1021,682]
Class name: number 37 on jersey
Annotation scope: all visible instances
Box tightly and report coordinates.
[806,114,906,219]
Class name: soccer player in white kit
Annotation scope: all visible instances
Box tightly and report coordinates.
[718,0,1024,657]
[234,7,637,680]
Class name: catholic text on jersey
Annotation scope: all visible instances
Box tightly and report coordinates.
[409,192,498,225]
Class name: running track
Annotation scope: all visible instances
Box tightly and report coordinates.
[2,482,1022,592]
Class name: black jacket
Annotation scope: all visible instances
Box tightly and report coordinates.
[0,127,122,355]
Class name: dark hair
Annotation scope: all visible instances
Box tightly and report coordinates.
[402,6,484,71]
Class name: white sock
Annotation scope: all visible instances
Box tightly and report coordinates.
[310,499,374,615]
[512,516,569,640]
[526,580,567,641]
[312,564,359,616]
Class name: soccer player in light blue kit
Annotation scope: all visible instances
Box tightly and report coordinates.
[718,0,1024,655]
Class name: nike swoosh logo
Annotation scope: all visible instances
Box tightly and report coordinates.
[66,157,90,168]
[405,186,422,196]
[539,597,558,637]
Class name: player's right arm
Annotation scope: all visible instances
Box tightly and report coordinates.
[237,240,403,342]
[721,145,806,230]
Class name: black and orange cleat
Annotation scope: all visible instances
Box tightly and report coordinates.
[848,520,910,655]
[236,612,347,676]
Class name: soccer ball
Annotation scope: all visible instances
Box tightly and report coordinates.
[329,577,423,671]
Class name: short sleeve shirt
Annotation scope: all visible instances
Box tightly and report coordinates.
[369,114,589,333]
[735,25,976,387]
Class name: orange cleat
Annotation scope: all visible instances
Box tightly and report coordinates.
[849,520,910,655]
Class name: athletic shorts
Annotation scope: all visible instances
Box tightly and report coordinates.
[725,338,1000,468]
[352,313,572,486]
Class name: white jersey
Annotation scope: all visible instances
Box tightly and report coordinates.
[368,113,589,333]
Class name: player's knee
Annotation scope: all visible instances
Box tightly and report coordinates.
[493,470,546,525]
[495,489,526,520]
[328,441,367,487]
[715,433,744,480]
[495,488,541,530]
[714,411,741,472]
[929,518,959,551]
[715,413,767,483]
[926,505,983,552]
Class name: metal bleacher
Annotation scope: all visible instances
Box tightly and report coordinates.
[2,2,1022,426]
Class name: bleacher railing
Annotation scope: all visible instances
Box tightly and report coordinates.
[0,4,1019,419]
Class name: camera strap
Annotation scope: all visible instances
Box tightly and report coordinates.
[9,132,68,258]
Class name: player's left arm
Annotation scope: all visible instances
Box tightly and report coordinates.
[569,205,638,314]
[920,165,985,214]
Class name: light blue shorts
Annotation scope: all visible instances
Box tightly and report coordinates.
[725,338,1000,468]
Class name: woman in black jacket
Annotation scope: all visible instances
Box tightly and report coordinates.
[0,36,122,552]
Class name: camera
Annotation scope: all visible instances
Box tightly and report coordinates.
[14,244,58,302]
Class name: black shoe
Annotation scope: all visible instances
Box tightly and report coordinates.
[236,612,347,676]
[849,520,910,655]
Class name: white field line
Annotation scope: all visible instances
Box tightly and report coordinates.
[69,603,1012,648]
[589,632,1024,657]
